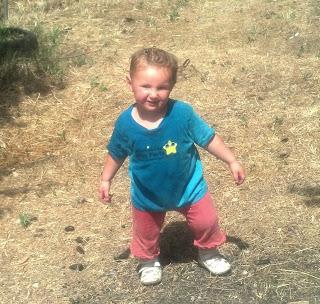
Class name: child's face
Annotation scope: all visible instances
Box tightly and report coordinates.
[127,65,173,114]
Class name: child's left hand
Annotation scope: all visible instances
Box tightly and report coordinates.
[228,161,245,185]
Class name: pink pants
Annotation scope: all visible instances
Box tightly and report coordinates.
[131,192,226,260]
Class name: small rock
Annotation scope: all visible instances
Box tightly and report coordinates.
[255,257,271,266]
[33,233,44,238]
[75,236,89,244]
[114,248,131,261]
[279,152,290,159]
[76,246,85,255]
[77,198,87,204]
[75,236,84,243]
[69,263,85,271]
[64,226,75,232]
[124,17,135,23]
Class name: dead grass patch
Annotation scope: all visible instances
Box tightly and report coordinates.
[0,0,320,303]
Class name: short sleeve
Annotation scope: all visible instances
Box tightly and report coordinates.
[107,120,131,160]
[187,106,215,148]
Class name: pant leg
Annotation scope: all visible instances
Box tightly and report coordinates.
[130,206,166,260]
[179,192,226,249]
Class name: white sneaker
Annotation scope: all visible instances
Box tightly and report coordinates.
[199,249,231,275]
[138,260,162,286]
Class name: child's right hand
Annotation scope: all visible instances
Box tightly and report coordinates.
[99,180,112,204]
[229,161,246,185]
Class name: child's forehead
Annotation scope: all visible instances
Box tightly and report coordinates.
[131,64,172,78]
[134,62,171,72]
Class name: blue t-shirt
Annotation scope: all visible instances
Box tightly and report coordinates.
[107,99,215,212]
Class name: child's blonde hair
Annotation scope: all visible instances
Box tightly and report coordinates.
[130,47,178,86]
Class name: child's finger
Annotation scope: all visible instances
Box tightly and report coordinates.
[101,191,113,204]
[99,188,110,203]
[235,170,245,185]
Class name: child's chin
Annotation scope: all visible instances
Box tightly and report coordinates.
[146,101,167,108]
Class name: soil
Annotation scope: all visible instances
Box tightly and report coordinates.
[1,1,320,303]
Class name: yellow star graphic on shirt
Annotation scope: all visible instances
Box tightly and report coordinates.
[163,140,177,155]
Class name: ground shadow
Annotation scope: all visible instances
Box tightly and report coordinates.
[113,221,250,265]
[159,221,197,265]
[0,76,52,125]
[0,207,12,219]
[288,183,320,207]
[159,221,250,266]
[0,181,59,197]
[0,155,56,182]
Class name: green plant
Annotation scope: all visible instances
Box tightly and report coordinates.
[169,8,180,21]
[72,53,87,67]
[90,77,100,88]
[168,0,189,22]
[90,77,108,91]
[19,213,35,228]
[32,24,65,81]
[99,83,108,91]
[177,0,189,7]
[247,25,258,43]
[58,130,67,141]
[0,23,66,87]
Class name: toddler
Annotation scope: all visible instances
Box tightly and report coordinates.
[99,47,245,285]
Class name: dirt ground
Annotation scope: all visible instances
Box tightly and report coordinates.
[1,0,320,303]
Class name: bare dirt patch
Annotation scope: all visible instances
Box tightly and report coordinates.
[1,1,320,303]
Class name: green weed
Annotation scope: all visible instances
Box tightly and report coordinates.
[32,24,66,82]
[168,0,189,22]
[90,77,108,91]
[136,1,144,10]
[19,213,36,228]
[169,8,180,21]
[72,53,87,67]
[0,23,66,87]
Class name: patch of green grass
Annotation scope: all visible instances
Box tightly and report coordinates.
[90,77,100,88]
[32,24,66,82]
[168,0,189,22]
[72,53,87,67]
[19,213,36,228]
[0,23,66,87]
[169,8,180,21]
[58,130,67,141]
[99,83,108,92]
[90,77,108,91]
[136,1,144,10]
[247,25,258,43]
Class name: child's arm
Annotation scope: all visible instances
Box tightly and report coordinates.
[99,153,125,203]
[206,134,245,185]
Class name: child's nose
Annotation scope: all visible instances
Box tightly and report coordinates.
[149,88,158,98]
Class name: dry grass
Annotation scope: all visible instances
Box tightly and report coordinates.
[1,0,320,303]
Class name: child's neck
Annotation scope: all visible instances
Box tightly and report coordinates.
[132,105,168,130]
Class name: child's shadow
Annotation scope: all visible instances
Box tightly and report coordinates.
[114,221,249,264]
[159,221,197,265]
[159,221,250,266]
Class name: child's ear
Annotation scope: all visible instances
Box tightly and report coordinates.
[126,75,133,91]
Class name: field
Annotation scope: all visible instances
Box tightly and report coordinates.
[1,0,320,303]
